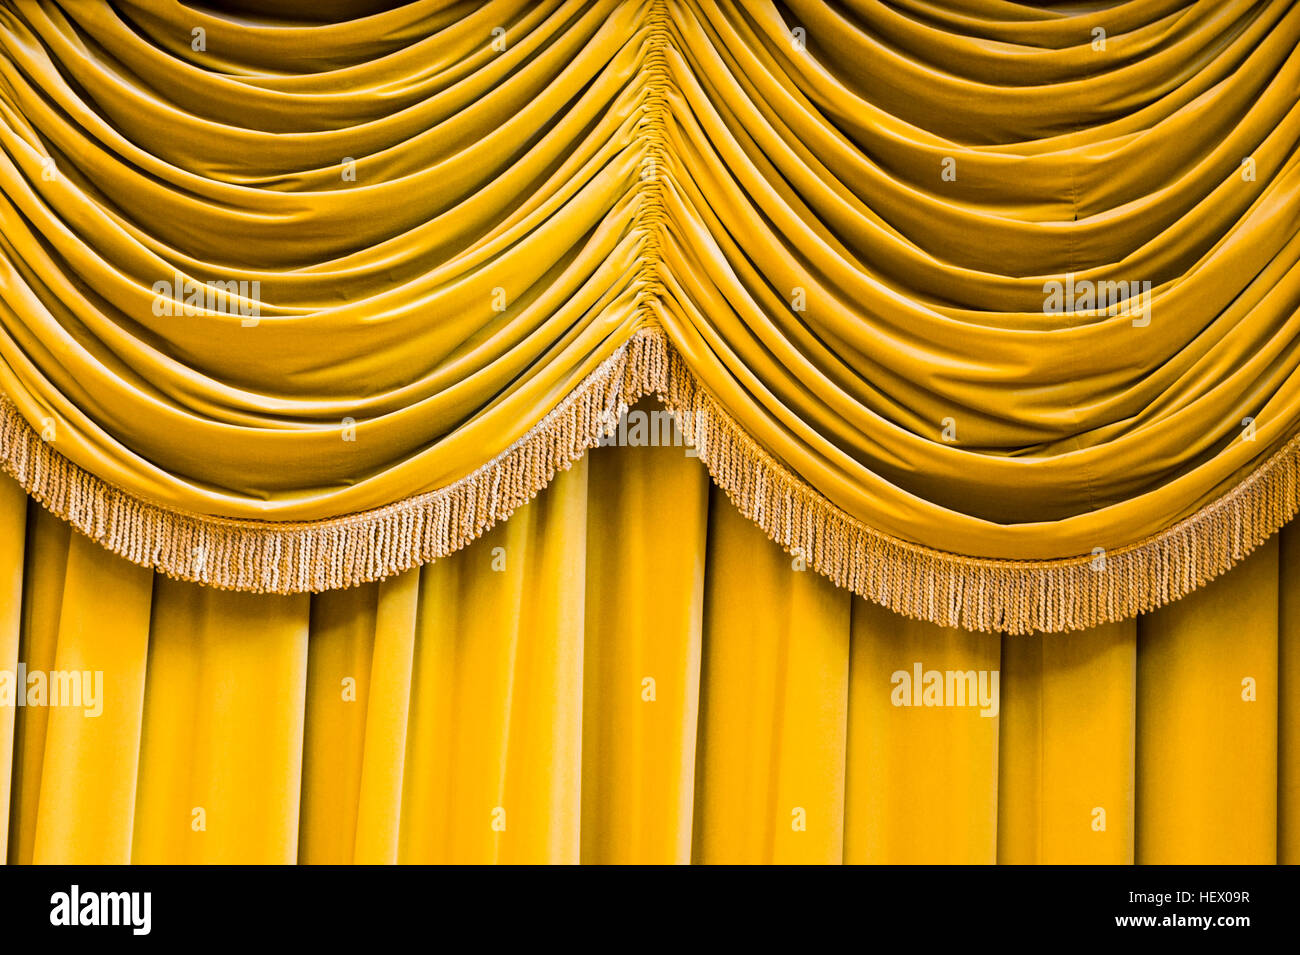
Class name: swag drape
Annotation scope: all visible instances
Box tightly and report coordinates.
[4,438,1297,864]
[0,0,1297,632]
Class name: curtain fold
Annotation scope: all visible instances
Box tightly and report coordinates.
[133,583,310,864]
[0,0,1296,632]
[398,457,588,864]
[997,620,1137,864]
[298,581,378,864]
[583,438,708,863]
[4,440,1296,864]
[1282,526,1300,862]
[6,502,69,865]
[1135,537,1279,863]
[27,531,150,864]
[696,490,850,863]
[0,477,27,864]
[846,603,1000,863]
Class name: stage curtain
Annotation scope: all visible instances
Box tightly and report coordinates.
[0,0,1297,632]
[3,440,1296,864]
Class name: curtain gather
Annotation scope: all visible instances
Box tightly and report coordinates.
[0,0,1298,632]
[4,437,1296,864]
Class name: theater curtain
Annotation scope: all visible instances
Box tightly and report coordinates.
[1,0,1299,866]
[2,437,1297,864]
[0,0,1297,633]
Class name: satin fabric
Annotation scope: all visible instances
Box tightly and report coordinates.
[1,0,1297,564]
[3,440,1295,864]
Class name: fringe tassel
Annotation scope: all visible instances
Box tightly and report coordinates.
[1,325,1297,634]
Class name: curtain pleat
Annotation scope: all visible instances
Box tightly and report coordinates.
[845,605,1000,863]
[6,503,69,865]
[132,583,309,864]
[582,437,708,863]
[0,479,26,863]
[998,621,1137,864]
[1135,537,1279,864]
[695,489,850,863]
[30,532,150,864]
[1281,527,1300,865]
[3,443,1297,863]
[398,457,587,864]
[351,571,420,864]
[298,582,378,864]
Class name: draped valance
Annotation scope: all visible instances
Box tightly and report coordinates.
[0,0,1297,633]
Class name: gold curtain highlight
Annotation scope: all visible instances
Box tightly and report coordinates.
[1,0,1298,632]
[3,438,1297,864]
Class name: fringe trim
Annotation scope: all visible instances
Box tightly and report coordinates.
[1,325,1297,634]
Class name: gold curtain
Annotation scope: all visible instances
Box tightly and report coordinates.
[0,0,1297,632]
[3,438,1296,864]
[1,0,1298,867]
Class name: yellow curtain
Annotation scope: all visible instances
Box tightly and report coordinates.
[1,0,1298,867]
[3,439,1296,864]
[0,0,1296,633]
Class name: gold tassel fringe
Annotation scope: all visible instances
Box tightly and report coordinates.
[1,325,1297,634]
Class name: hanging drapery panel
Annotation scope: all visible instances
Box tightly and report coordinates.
[0,0,1298,632]
[4,441,1296,864]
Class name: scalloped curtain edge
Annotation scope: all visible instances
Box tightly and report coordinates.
[1,324,1297,634]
